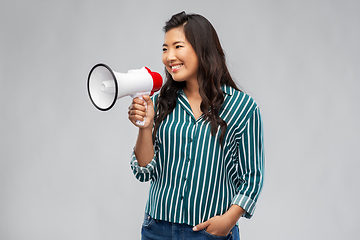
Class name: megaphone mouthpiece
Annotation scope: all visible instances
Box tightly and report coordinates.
[144,67,163,95]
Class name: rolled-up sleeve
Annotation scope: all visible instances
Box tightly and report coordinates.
[231,107,264,218]
[130,149,157,182]
[130,133,160,182]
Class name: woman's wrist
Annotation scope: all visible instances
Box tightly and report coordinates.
[222,204,245,226]
[134,121,155,167]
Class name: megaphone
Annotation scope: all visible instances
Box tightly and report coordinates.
[87,63,163,125]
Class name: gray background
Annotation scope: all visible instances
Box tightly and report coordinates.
[1,0,359,239]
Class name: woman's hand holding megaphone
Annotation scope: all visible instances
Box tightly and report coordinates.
[128,95,154,129]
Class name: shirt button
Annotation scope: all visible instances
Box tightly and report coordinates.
[183,177,187,181]
[180,196,184,200]
[189,138,193,142]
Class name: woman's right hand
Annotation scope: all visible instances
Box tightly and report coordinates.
[128,95,154,129]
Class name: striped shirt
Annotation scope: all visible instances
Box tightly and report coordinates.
[130,85,264,226]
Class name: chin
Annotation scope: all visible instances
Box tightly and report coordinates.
[172,75,186,82]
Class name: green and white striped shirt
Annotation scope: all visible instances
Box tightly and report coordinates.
[131,85,264,226]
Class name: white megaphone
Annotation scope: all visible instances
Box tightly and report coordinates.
[87,63,163,126]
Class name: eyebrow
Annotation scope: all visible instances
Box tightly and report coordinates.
[162,41,185,47]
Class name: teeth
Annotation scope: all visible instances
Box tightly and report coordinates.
[171,64,182,70]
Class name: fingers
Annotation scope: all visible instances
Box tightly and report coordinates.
[142,95,153,107]
[128,95,154,128]
[128,109,146,121]
[128,98,145,120]
[129,97,146,112]
[193,216,232,236]
[192,221,210,231]
[128,103,146,115]
[132,97,147,109]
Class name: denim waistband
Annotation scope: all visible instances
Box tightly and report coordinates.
[141,212,240,240]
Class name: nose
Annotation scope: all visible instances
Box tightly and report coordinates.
[166,49,176,62]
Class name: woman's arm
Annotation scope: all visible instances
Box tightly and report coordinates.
[193,105,264,236]
[128,95,155,167]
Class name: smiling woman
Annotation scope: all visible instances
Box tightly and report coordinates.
[155,12,241,145]
[128,11,265,240]
[162,27,199,84]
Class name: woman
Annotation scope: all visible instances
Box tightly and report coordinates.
[128,11,264,239]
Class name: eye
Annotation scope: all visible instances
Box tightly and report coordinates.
[162,47,167,52]
[175,45,183,49]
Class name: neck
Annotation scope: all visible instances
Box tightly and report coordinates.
[184,79,201,99]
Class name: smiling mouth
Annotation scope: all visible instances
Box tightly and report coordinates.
[171,64,183,72]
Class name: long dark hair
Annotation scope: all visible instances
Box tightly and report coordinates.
[154,11,240,146]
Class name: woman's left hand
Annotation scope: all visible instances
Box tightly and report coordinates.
[192,205,245,237]
[192,215,234,237]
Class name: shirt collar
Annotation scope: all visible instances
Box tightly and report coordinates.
[221,85,233,96]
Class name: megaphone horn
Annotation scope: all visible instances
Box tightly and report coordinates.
[87,63,163,125]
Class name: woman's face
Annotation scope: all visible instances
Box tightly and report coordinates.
[162,27,199,83]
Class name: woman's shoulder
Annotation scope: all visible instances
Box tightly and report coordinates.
[221,85,262,128]
[222,85,258,109]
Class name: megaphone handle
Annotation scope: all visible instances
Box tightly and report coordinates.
[131,92,150,126]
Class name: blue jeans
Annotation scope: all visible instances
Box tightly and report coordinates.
[141,213,240,240]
